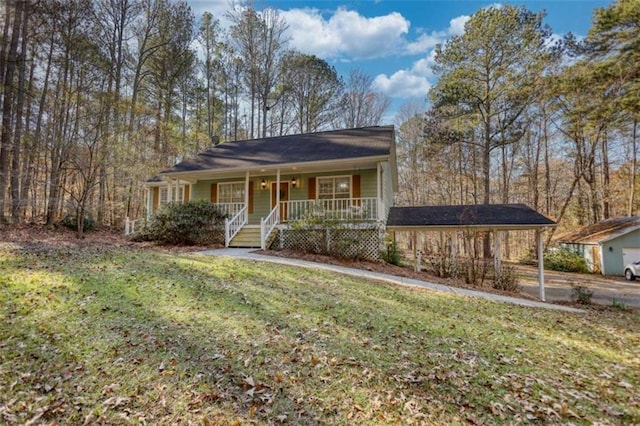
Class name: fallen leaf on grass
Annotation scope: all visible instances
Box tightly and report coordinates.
[103,396,130,408]
[603,406,625,417]
[101,383,120,395]
[618,380,633,389]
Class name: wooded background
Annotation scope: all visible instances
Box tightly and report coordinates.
[0,0,637,241]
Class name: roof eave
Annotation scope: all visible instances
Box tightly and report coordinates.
[159,155,390,179]
[598,224,640,244]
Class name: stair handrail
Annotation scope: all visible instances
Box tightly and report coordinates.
[124,217,140,236]
[225,205,248,247]
[260,204,280,250]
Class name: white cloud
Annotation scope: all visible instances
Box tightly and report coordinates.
[281,7,410,60]
[411,51,437,78]
[372,49,438,99]
[403,14,470,55]
[448,15,469,36]
[405,33,442,54]
[373,69,431,99]
[189,0,231,24]
[371,13,471,100]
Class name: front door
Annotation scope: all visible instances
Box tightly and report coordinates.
[592,246,601,274]
[271,182,289,221]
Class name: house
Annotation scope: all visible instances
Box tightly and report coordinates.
[554,216,640,276]
[135,126,397,258]
[127,125,558,300]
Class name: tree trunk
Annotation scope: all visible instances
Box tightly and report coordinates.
[543,111,551,216]
[0,0,12,112]
[0,0,25,222]
[602,128,610,219]
[629,119,638,216]
[482,104,491,258]
[10,0,28,220]
[21,32,54,221]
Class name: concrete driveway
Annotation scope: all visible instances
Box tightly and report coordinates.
[517,265,640,309]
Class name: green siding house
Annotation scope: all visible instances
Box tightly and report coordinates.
[555,216,640,276]
[132,126,397,254]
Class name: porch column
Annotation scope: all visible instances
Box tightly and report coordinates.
[276,169,281,217]
[167,179,173,204]
[537,229,545,301]
[175,179,180,202]
[245,171,249,209]
[146,187,153,219]
[376,162,382,221]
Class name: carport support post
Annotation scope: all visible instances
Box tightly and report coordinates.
[493,230,501,279]
[537,229,545,302]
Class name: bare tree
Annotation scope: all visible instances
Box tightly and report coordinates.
[337,69,390,128]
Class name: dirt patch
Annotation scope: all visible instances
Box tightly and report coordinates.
[0,224,223,254]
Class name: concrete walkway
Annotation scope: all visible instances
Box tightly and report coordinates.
[198,248,582,313]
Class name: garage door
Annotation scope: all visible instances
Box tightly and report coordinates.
[622,248,640,268]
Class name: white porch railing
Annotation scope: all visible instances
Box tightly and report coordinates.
[213,202,245,218]
[124,217,140,236]
[261,204,280,250]
[284,197,378,222]
[225,205,248,247]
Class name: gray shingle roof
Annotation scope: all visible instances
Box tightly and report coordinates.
[161,126,394,174]
[387,204,556,229]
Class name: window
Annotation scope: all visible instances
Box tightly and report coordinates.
[317,176,351,199]
[160,187,168,205]
[218,182,245,203]
[159,186,184,207]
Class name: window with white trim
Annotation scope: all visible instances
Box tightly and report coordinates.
[218,182,245,203]
[317,176,351,199]
[159,186,184,207]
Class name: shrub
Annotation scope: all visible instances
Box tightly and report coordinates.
[571,285,593,305]
[544,249,590,273]
[381,240,401,265]
[493,265,520,292]
[611,299,629,311]
[59,215,96,233]
[134,201,226,245]
[519,250,538,266]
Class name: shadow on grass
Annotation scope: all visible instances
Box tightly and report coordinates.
[1,242,639,424]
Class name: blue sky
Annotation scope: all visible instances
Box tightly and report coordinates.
[188,0,612,121]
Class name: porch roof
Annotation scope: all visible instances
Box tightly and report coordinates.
[160,126,395,176]
[386,204,556,231]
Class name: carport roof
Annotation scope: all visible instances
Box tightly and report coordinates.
[386,204,556,231]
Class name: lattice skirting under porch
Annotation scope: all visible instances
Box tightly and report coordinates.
[273,224,385,261]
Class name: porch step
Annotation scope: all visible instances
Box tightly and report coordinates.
[229,226,262,248]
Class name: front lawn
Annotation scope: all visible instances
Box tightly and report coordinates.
[1,240,639,424]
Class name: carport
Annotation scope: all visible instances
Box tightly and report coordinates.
[386,204,557,301]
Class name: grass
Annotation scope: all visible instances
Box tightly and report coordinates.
[0,241,639,424]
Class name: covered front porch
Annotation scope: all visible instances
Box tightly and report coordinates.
[135,158,392,249]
